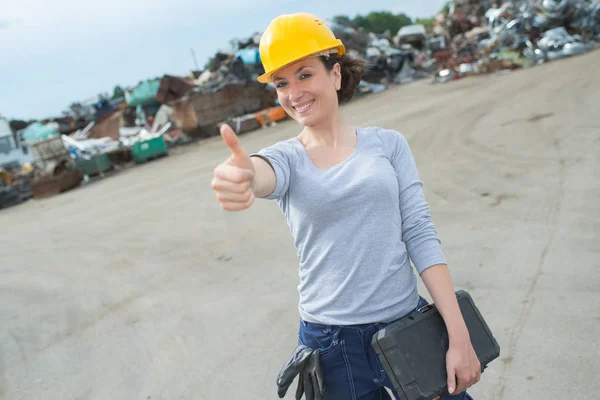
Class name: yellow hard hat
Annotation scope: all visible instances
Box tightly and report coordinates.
[257,13,346,83]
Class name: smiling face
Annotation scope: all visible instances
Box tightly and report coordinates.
[272,56,341,127]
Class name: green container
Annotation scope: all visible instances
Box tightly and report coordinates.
[131,136,168,164]
[125,79,161,107]
[76,153,113,176]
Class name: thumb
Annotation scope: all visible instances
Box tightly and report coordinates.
[220,124,253,170]
[447,363,456,394]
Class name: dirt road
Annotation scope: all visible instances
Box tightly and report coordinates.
[1,49,598,400]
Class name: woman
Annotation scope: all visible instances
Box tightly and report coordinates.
[211,12,480,400]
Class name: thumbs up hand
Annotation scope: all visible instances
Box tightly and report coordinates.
[212,124,256,211]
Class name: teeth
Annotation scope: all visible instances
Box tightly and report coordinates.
[296,101,314,112]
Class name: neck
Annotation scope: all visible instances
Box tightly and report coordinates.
[300,112,354,148]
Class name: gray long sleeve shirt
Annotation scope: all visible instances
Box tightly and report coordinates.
[252,126,447,326]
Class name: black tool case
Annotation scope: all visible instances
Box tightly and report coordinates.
[371,290,500,400]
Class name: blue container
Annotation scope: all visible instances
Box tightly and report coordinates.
[236,48,261,65]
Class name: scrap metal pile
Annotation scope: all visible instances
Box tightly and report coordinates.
[325,1,599,86]
[430,0,600,81]
[114,35,284,140]
[329,22,437,87]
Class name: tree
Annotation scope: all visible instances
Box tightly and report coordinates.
[112,86,125,100]
[332,15,353,27]
[415,17,436,27]
[351,11,413,35]
[441,1,452,14]
[352,15,368,30]
[204,56,216,71]
[9,120,29,133]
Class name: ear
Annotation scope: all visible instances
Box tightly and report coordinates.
[332,62,342,91]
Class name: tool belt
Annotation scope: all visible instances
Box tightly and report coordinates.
[371,290,500,400]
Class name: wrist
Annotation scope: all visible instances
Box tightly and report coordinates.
[448,326,470,345]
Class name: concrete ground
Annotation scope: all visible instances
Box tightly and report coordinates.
[1,49,599,400]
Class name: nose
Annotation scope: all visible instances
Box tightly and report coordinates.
[288,80,304,103]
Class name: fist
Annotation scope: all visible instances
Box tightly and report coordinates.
[211,124,256,211]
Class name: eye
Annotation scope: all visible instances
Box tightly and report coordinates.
[275,81,287,89]
[300,73,312,80]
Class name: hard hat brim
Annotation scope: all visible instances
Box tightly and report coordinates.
[257,43,346,84]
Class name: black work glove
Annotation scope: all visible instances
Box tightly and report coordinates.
[295,348,325,400]
[277,345,325,399]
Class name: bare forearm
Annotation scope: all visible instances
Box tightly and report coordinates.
[420,264,470,344]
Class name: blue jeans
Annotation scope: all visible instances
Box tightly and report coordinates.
[298,297,473,400]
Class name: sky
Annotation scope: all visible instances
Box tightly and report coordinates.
[0,0,447,120]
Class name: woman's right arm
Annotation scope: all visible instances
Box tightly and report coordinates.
[213,125,279,211]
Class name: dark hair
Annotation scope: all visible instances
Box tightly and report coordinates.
[320,54,365,104]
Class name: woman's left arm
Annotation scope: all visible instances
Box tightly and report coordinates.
[420,264,481,395]
[382,129,481,393]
